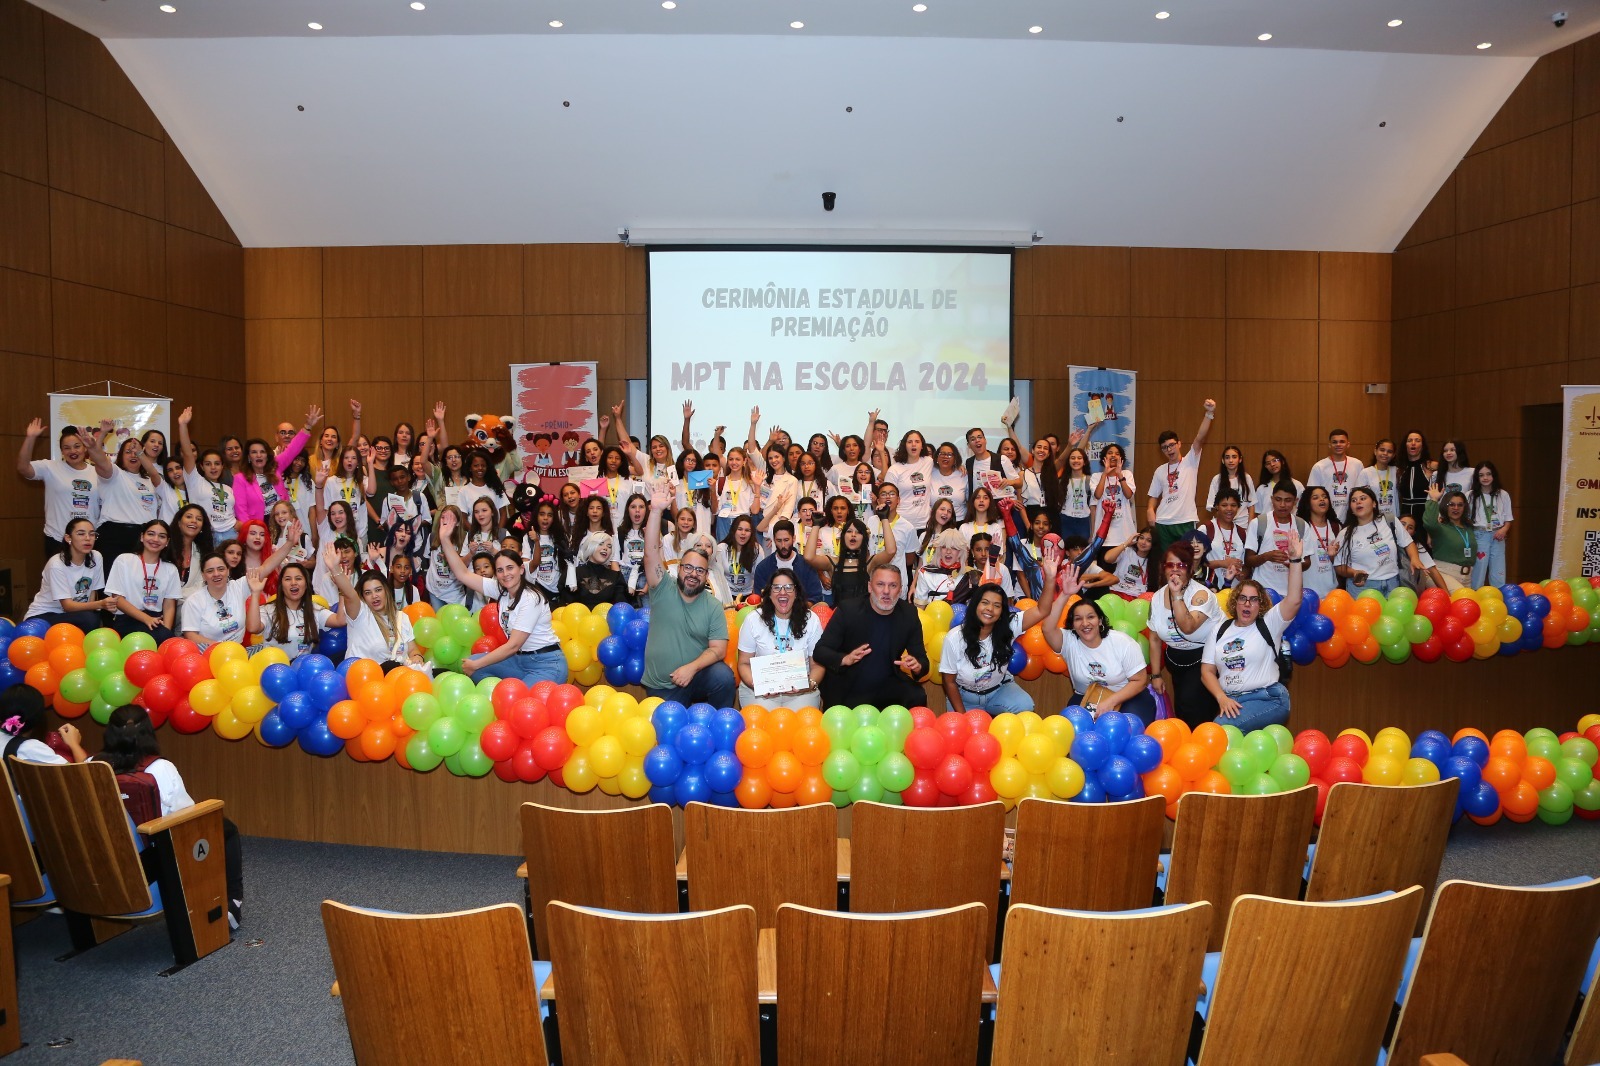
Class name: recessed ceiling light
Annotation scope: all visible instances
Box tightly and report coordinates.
[1387,18,1403,27]
[912,3,927,10]
[410,1,425,9]
[1028,25,1043,33]
[307,21,322,29]
[159,4,175,11]
[1155,11,1170,19]
[790,20,804,28]
[662,1,676,8]
[549,19,563,27]
[1477,41,1492,49]
[1257,32,1272,40]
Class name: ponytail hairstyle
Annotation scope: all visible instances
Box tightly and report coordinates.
[492,547,545,614]
[95,705,162,773]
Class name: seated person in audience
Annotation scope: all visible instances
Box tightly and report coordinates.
[325,543,429,672]
[1200,534,1302,731]
[736,571,826,710]
[750,519,826,603]
[941,548,1059,715]
[640,480,737,709]
[23,517,115,629]
[566,531,628,608]
[1042,565,1156,719]
[813,561,929,710]
[0,685,86,764]
[93,705,244,929]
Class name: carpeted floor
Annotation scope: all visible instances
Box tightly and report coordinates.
[8,818,1599,1065]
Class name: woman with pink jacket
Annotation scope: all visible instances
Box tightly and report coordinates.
[233,406,323,524]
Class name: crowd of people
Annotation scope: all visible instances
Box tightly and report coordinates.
[15,393,1519,732]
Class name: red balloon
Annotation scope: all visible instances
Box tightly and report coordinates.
[530,725,574,771]
[936,712,973,755]
[959,778,998,806]
[1584,725,1600,748]
[492,678,529,718]
[546,684,585,726]
[1291,731,1332,777]
[491,758,520,783]
[528,680,558,702]
[1415,597,1447,625]
[1559,732,1580,744]
[1448,597,1481,626]
[547,766,565,789]
[141,674,182,714]
[1323,756,1364,784]
[479,721,519,762]
[480,603,507,646]
[1311,779,1332,824]
[471,638,494,654]
[169,654,212,692]
[514,741,549,783]
[508,697,550,739]
[935,754,974,796]
[901,770,941,807]
[123,650,164,686]
[963,731,1002,772]
[1435,617,1464,645]
[904,727,947,771]
[963,709,993,735]
[1411,636,1445,663]
[909,707,937,730]
[168,698,210,734]
[1444,635,1475,662]
[160,637,201,666]
[145,703,170,731]
[1330,735,1369,766]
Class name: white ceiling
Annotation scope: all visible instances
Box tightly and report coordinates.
[34,0,1564,251]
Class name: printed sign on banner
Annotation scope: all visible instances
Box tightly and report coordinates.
[49,392,170,462]
[1551,384,1600,580]
[1066,366,1137,473]
[511,362,599,497]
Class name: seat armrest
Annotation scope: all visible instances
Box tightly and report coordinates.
[137,798,224,836]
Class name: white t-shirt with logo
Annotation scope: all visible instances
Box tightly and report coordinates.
[1148,450,1202,525]
[1205,473,1257,516]
[105,554,181,616]
[1342,518,1412,583]
[1203,606,1291,695]
[738,609,824,661]
[25,555,104,619]
[472,575,557,652]
[1060,630,1147,696]
[1357,466,1399,518]
[256,602,336,658]
[30,459,99,540]
[1096,471,1139,545]
[323,476,370,540]
[940,627,1014,692]
[1302,521,1343,596]
[346,601,415,663]
[1252,478,1304,518]
[1110,547,1151,598]
[98,467,162,525]
[425,543,469,605]
[1244,515,1309,596]
[930,469,968,521]
[1148,580,1221,652]
[1308,456,1366,522]
[1470,490,1513,531]
[888,458,935,529]
[185,469,236,536]
[1202,520,1248,589]
[1059,475,1094,520]
[180,577,253,644]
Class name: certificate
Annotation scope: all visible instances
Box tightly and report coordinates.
[749,650,810,698]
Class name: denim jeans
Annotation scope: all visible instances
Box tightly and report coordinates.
[1217,682,1291,732]
[472,648,568,686]
[1472,530,1506,589]
[646,661,738,711]
[1058,515,1091,542]
[1345,576,1400,596]
[958,680,1035,715]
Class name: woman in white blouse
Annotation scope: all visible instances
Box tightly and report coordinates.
[1043,564,1156,719]
[736,571,825,709]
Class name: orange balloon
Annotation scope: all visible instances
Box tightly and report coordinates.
[7,637,46,671]
[765,751,802,792]
[767,785,798,808]
[1021,626,1049,657]
[354,684,391,723]
[344,735,371,762]
[24,662,59,697]
[1142,764,1184,805]
[1195,770,1232,795]
[1018,657,1046,681]
[43,623,84,650]
[767,708,797,751]
[1192,722,1228,762]
[1169,742,1212,783]
[1452,727,1489,745]
[388,711,415,738]
[792,725,830,767]
[795,707,823,730]
[385,666,431,702]
[327,700,368,740]
[1044,651,1068,674]
[1504,809,1537,824]
[360,724,398,761]
[736,771,773,809]
[1482,757,1521,792]
[403,602,435,622]
[1352,597,1383,623]
[1500,780,1539,817]
[1489,732,1526,764]
[47,644,85,674]
[735,727,775,768]
[1163,718,1193,747]
[796,773,833,806]
[1521,756,1556,790]
[741,707,768,731]
[1146,720,1181,761]
[345,658,384,694]
[1468,808,1503,826]
[53,693,89,719]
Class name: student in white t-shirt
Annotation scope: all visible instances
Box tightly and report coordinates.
[1146,399,1216,558]
[251,561,342,659]
[1356,438,1399,518]
[324,543,427,670]
[1103,529,1154,600]
[18,418,100,556]
[179,415,238,545]
[181,552,257,651]
[86,424,164,569]
[1201,530,1302,731]
[1253,451,1304,517]
[104,519,182,642]
[433,510,567,685]
[887,430,936,532]
[929,443,969,523]
[1307,428,1365,524]
[24,517,112,628]
[1198,489,1248,591]
[1205,445,1257,524]
[736,570,826,709]
[1042,565,1155,720]
[1468,461,1514,589]
[1433,440,1473,495]
[1092,445,1139,546]
[1244,482,1311,599]
[1295,486,1344,597]
[940,550,1060,716]
[1335,487,1420,596]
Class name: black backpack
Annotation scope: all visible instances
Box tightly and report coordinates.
[1220,616,1294,684]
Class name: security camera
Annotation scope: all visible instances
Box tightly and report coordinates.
[822,191,837,212]
[1554,11,1568,27]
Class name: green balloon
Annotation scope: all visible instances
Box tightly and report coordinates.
[432,671,473,708]
[476,676,501,699]
[412,617,441,648]
[1573,779,1600,813]
[405,733,443,771]
[120,631,157,655]
[82,628,121,653]
[455,736,493,777]
[1575,587,1599,611]
[1268,753,1310,791]
[820,707,857,748]
[1244,772,1282,795]
[444,616,476,646]
[99,672,137,708]
[1526,735,1562,763]
[89,695,115,725]
[1217,749,1255,788]
[59,668,97,704]
[1112,620,1141,640]
[1264,724,1294,755]
[1536,805,1574,826]
[1566,629,1591,647]
[850,726,889,765]
[853,704,880,729]
[428,716,465,757]
[1221,724,1245,750]
[1405,615,1434,643]
[443,751,467,776]
[430,637,463,667]
[1538,781,1575,814]
[401,692,440,732]
[437,603,470,625]
[1556,758,1594,792]
[822,750,862,791]
[1381,641,1413,664]
[848,774,885,804]
[1136,634,1150,660]
[85,648,123,680]
[876,752,915,792]
[831,789,852,808]
[1370,617,1403,646]
[1244,731,1279,775]
[1561,738,1599,766]
[1524,727,1559,744]
[878,707,913,744]
[1380,598,1411,618]
[1126,599,1151,627]
[876,789,904,806]
[1356,588,1386,603]
[1099,596,1124,623]
[454,693,493,732]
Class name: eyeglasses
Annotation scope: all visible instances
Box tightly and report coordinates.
[678,564,707,576]
[1234,595,1261,605]
[1162,562,1187,570]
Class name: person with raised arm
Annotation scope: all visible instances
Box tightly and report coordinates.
[1202,531,1303,730]
[812,560,929,710]
[941,546,1059,715]
[1145,398,1216,558]
[640,478,737,708]
[1042,562,1156,718]
[433,508,567,684]
[18,418,100,557]
[235,405,322,524]
[324,541,427,673]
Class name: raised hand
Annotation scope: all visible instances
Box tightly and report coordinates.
[177,407,193,427]
[598,414,611,433]
[367,543,385,568]
[322,541,341,571]
[314,464,329,487]
[433,400,446,422]
[245,567,267,595]
[24,417,44,437]
[649,478,674,511]
[1059,563,1083,598]
[350,398,362,418]
[424,417,439,437]
[1203,398,1217,414]
[611,402,625,418]
[682,400,695,419]
[304,404,324,430]
[750,406,760,425]
[288,519,305,544]
[712,425,725,439]
[437,508,458,535]
[1286,531,1304,561]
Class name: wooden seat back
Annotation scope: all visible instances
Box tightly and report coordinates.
[546,902,760,1066]
[1011,795,1165,912]
[322,900,548,1066]
[777,902,987,1066]
[1196,888,1423,1066]
[8,759,150,916]
[1389,878,1600,1066]
[0,875,17,1057]
[1165,786,1317,950]
[991,900,1211,1066]
[850,800,1004,957]
[0,760,49,904]
[1568,973,1600,1066]
[1305,779,1458,933]
[520,801,677,959]
[683,802,835,929]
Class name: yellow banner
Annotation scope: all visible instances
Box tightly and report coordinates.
[1552,384,1600,580]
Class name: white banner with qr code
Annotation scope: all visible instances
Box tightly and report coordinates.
[1551,384,1600,581]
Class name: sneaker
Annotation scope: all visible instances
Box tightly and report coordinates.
[228,898,243,930]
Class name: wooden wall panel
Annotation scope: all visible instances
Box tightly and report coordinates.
[0,267,50,357]
[1225,319,1317,382]
[1318,321,1390,383]
[246,319,322,383]
[568,244,638,315]
[1390,312,1455,381]
[1392,238,1456,319]
[1319,252,1391,321]
[1010,249,1034,317]
[1576,113,1600,202]
[166,224,244,316]
[0,356,54,433]
[1129,247,1226,318]
[1015,315,1130,378]
[40,14,161,139]
[1226,382,1319,444]
[49,190,165,300]
[423,316,525,382]
[1452,291,1569,374]
[1578,33,1600,118]
[245,248,322,318]
[1470,47,1573,155]
[247,383,327,443]
[1225,250,1318,319]
[1571,197,1600,287]
[422,244,522,316]
[1571,282,1600,361]
[1316,383,1389,447]
[168,305,244,383]
[1456,124,1573,233]
[323,317,423,382]
[45,99,163,219]
[1137,380,1229,446]
[0,0,46,91]
[1028,246,1130,317]
[1398,175,1456,249]
[162,139,236,243]
[1127,317,1225,380]
[0,174,49,275]
[324,245,422,317]
[0,80,47,184]
[50,280,166,372]
[1454,207,1571,307]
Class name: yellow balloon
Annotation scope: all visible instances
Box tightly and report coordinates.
[989,715,1024,759]
[1362,754,1404,787]
[1449,588,1479,604]
[566,706,604,747]
[231,684,272,724]
[551,614,573,641]
[580,615,610,645]
[251,646,291,676]
[589,735,625,777]
[639,696,664,715]
[563,749,598,792]
[1015,711,1043,736]
[1041,715,1075,753]
[1337,727,1373,747]
[596,775,623,796]
[1373,726,1408,742]
[618,717,656,758]
[1024,777,1053,801]
[212,706,253,741]
[563,640,593,671]
[1047,756,1085,799]
[602,692,637,726]
[188,679,230,717]
[618,757,652,799]
[1216,588,1232,614]
[1371,734,1410,761]
[1402,757,1441,786]
[1017,733,1059,776]
[215,659,254,695]
[989,757,1028,799]
[576,661,605,687]
[1472,639,1498,660]
[925,600,953,627]
[208,641,247,672]
[585,684,617,709]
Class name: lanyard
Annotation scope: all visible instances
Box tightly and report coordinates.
[1311,521,1332,555]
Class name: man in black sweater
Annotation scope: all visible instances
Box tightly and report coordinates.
[813,561,930,709]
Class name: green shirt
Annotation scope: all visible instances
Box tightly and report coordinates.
[641,575,729,690]
[1422,499,1474,567]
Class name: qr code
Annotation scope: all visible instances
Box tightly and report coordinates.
[1585,529,1600,578]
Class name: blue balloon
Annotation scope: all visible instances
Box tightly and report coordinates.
[0,638,10,662]
[704,750,743,793]
[15,618,51,638]
[1443,756,1483,794]
[1416,729,1450,747]
[687,702,717,725]
[636,605,650,622]
[1108,778,1146,802]
[623,618,651,652]
[1451,736,1490,767]
[603,662,629,687]
[1097,755,1138,796]
[1410,736,1452,769]
[651,701,687,741]
[1008,641,1028,675]
[257,710,297,748]
[0,618,14,640]
[596,636,628,667]
[648,785,676,805]
[1096,712,1131,753]
[260,663,299,702]
[1071,730,1111,772]
[297,718,344,757]
[305,670,349,713]
[1071,778,1107,804]
[1266,588,1282,605]
[295,653,335,683]
[1124,734,1164,774]
[1122,712,1146,737]
[276,690,317,732]
[1519,626,1544,651]
[710,708,745,751]
[1527,594,1551,618]
[673,768,710,806]
[1285,634,1314,666]
[0,664,22,691]
[674,723,715,764]
[950,603,967,625]
[1498,584,1522,602]
[643,744,684,786]
[1062,706,1094,735]
[1496,639,1521,658]
[606,602,637,635]
[336,656,361,676]
[1464,780,1501,818]
[624,655,646,686]
[1308,614,1335,643]
[1297,589,1321,618]
[316,627,347,659]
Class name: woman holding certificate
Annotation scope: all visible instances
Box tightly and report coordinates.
[736,571,825,709]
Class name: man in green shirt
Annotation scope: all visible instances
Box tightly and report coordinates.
[642,480,735,708]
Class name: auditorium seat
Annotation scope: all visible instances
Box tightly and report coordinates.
[1304,779,1457,933]
[682,802,835,929]
[0,760,55,912]
[1011,794,1165,913]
